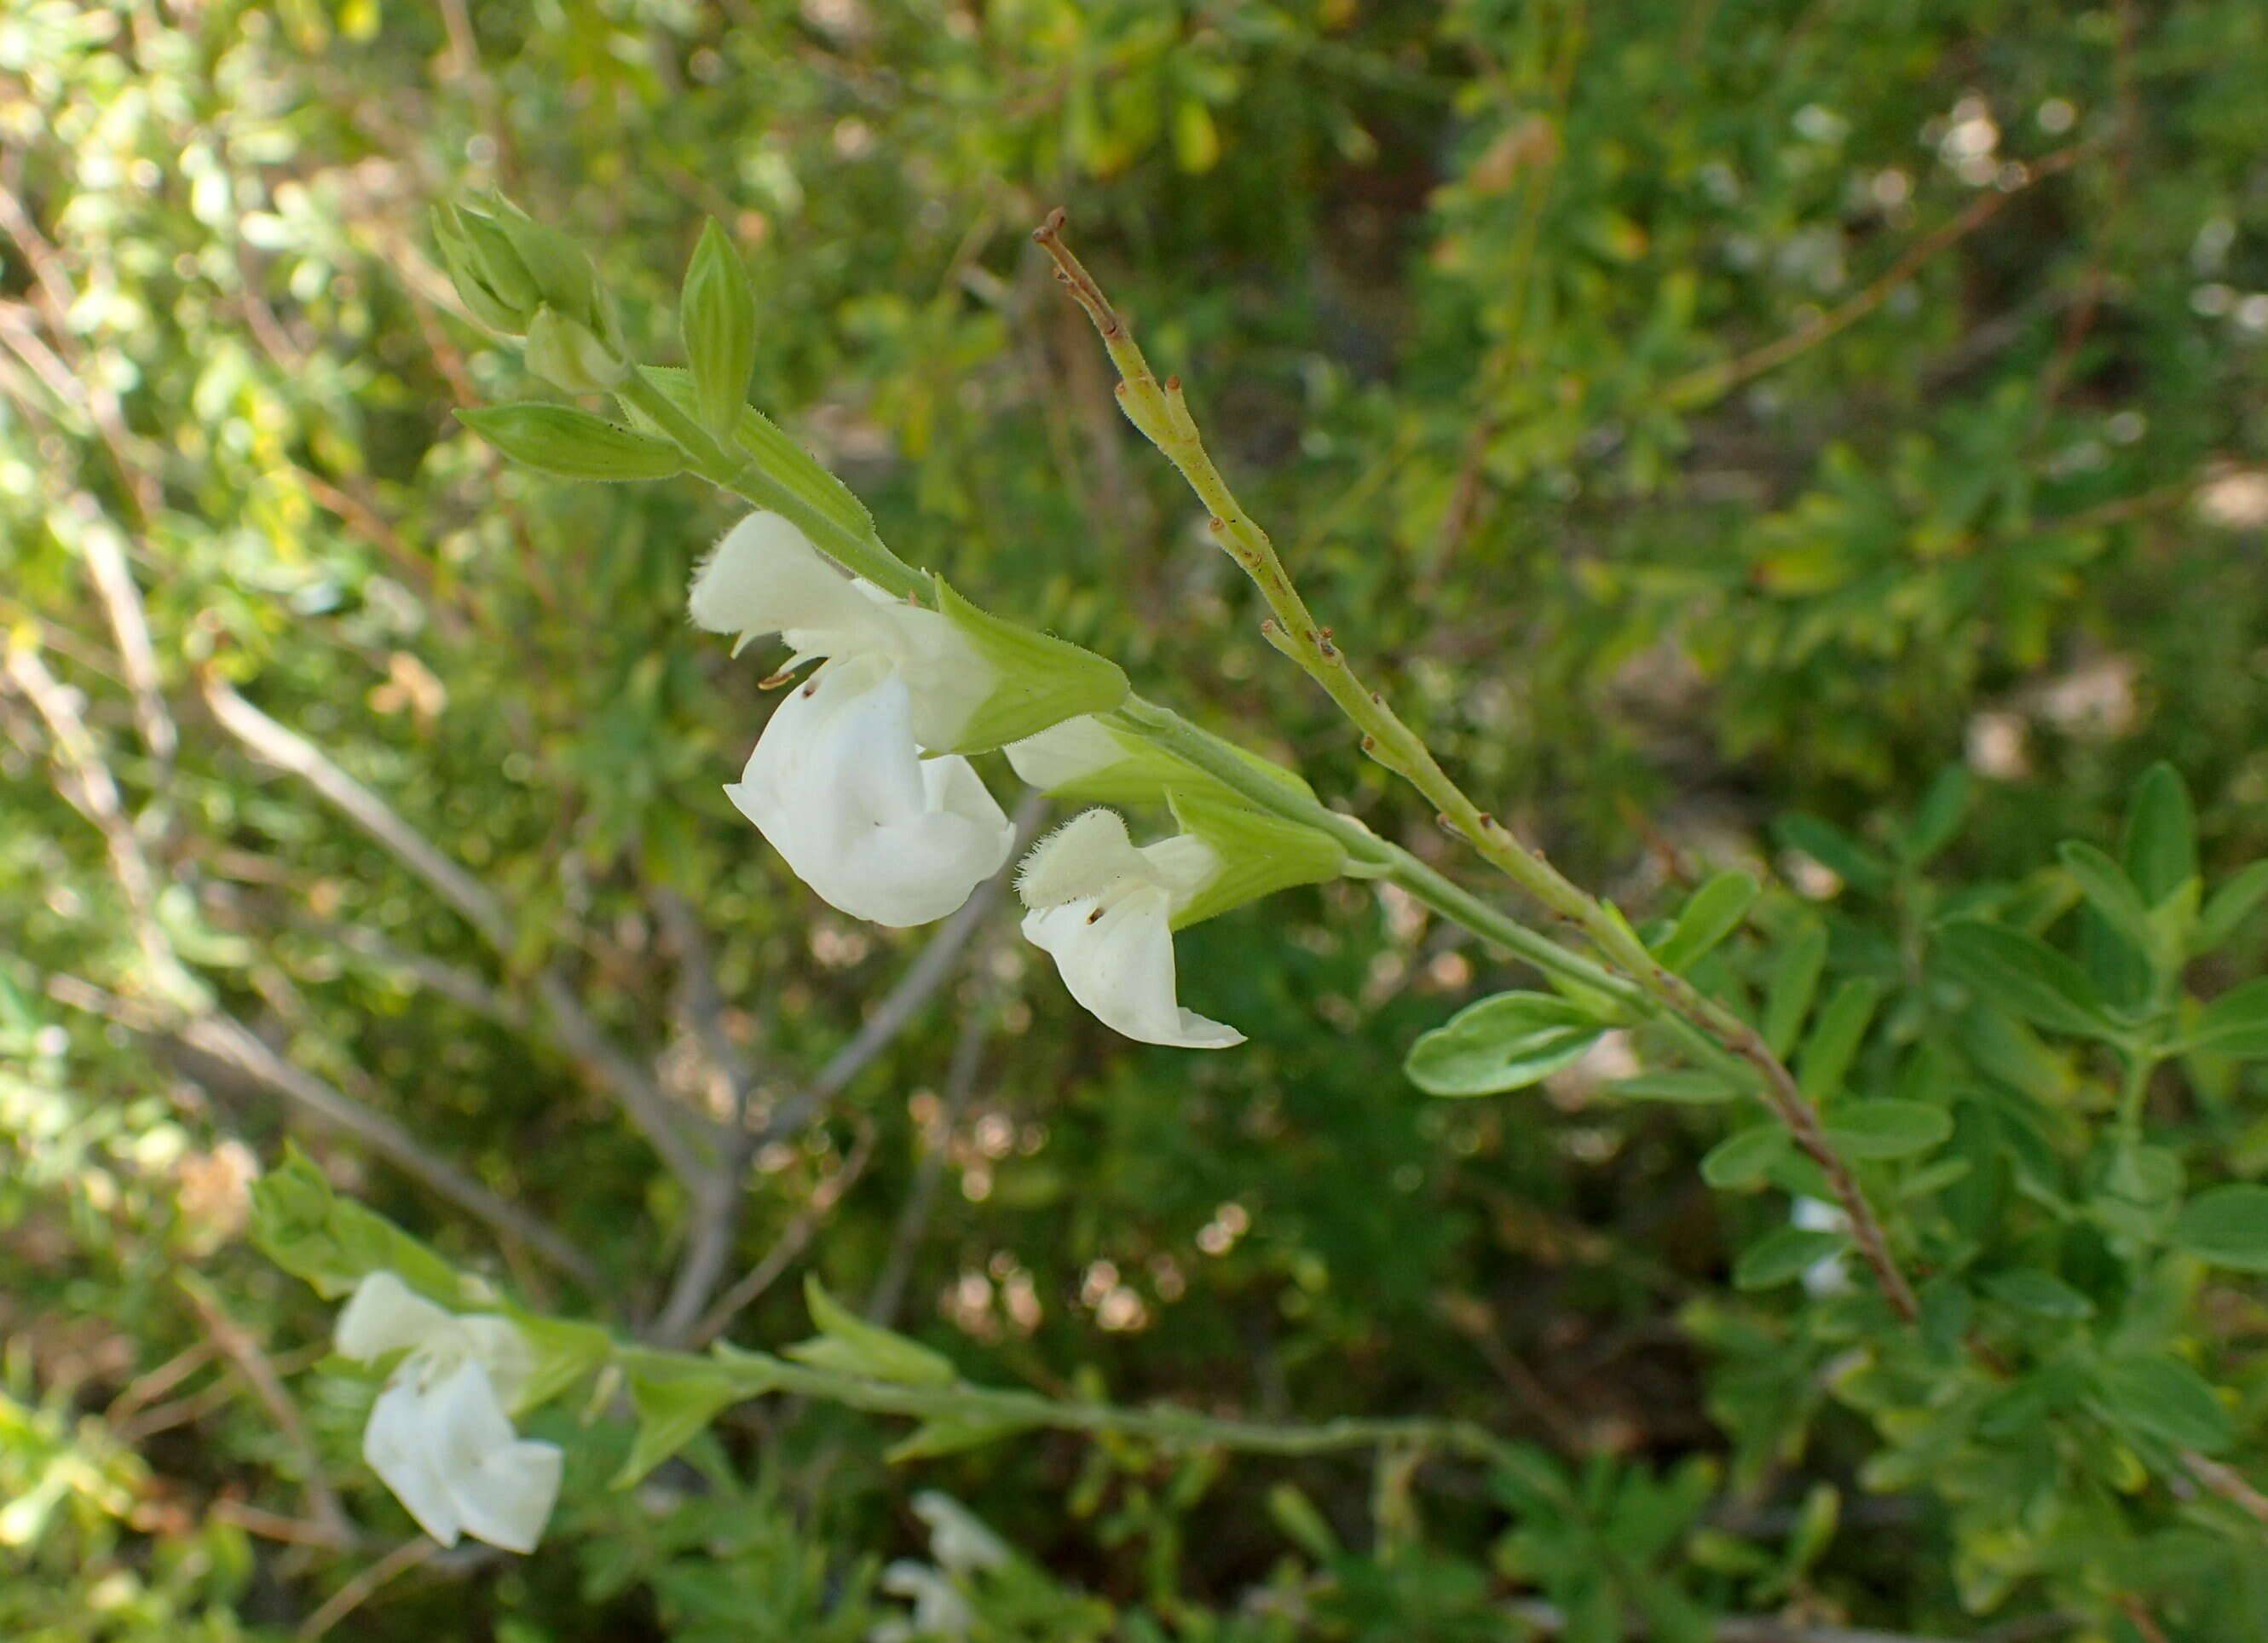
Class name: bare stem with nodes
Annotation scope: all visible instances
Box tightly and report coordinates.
[1030,209,1919,1326]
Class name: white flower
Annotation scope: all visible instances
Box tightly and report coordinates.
[867,1494,1009,1641]
[333,1271,563,1554]
[912,1490,1010,1575]
[1016,809,1243,1050]
[1791,1196,1854,1298]
[690,512,1014,925]
[871,1563,975,1643]
[726,654,1014,926]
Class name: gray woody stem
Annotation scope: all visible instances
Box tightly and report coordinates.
[201,672,717,1190]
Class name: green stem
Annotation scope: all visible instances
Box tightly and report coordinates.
[616,371,925,600]
[1111,696,1644,1010]
[659,1349,1522,1468]
[2117,1045,2160,1139]
[1032,215,1920,1326]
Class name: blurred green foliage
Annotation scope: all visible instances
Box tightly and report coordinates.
[5,0,2268,1639]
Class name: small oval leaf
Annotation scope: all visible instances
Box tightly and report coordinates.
[1607,1070,1742,1104]
[1823,1099,1953,1160]
[2184,978,2268,1060]
[2172,1185,2268,1271]
[457,404,683,481]
[1403,993,1605,1098]
[1653,871,1759,973]
[1700,1125,1793,1190]
[1935,920,2118,1041]
[1734,1226,1848,1290]
[1980,1268,2095,1319]
[2091,1353,2232,1456]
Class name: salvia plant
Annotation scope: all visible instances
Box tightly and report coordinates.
[8,6,2268,1637]
[220,194,2268,1639]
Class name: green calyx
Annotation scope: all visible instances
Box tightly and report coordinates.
[1166,787,1348,931]
[434,195,622,355]
[524,304,630,393]
[928,575,1129,754]
[1019,715,1322,813]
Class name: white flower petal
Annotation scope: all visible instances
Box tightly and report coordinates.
[689,511,895,658]
[454,1315,538,1411]
[363,1377,463,1547]
[450,1438,564,1554]
[912,1490,1010,1574]
[880,1561,976,1637]
[1003,715,1126,792]
[1023,887,1243,1049]
[1015,809,1147,909]
[688,516,995,748]
[421,1361,563,1554]
[882,603,997,750]
[1791,1196,1854,1297]
[727,660,1013,926]
[335,1271,454,1363]
[1139,833,1223,909]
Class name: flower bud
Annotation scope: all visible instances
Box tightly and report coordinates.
[435,196,623,355]
[432,205,531,334]
[681,216,759,436]
[523,303,630,393]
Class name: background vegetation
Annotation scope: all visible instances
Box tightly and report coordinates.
[6,1,2268,1639]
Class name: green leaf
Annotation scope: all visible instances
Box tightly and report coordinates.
[1797,978,1880,1102]
[1700,1125,1792,1190]
[1901,766,1971,865]
[1763,925,1830,1058]
[612,1352,769,1488]
[2122,763,2198,905]
[786,1276,958,1387]
[1606,1070,1741,1104]
[1935,920,2119,1040]
[456,405,682,481]
[251,1147,462,1303]
[1823,1099,1952,1160]
[1653,871,1758,973]
[681,217,759,436]
[886,1414,1035,1463]
[2198,861,2268,952]
[1734,1226,1847,1290]
[2058,841,2158,960]
[2185,977,2268,1059]
[1980,1268,2095,1319]
[2090,1354,2232,1456]
[1403,992,1606,1098]
[1773,814,1890,891]
[2171,1185,2268,1271]
[1267,1483,1344,1560]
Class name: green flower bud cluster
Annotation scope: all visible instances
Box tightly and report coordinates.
[433,195,629,392]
